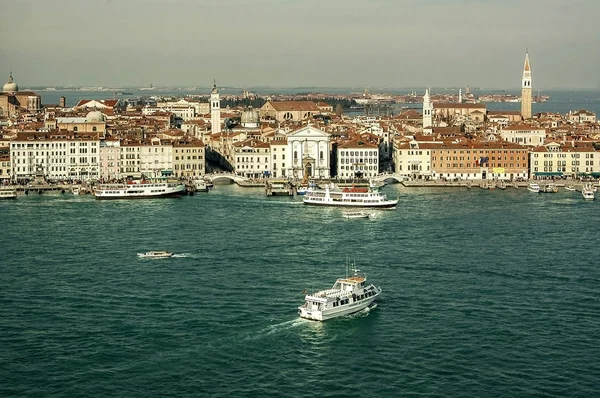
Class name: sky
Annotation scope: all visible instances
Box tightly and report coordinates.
[1,0,599,90]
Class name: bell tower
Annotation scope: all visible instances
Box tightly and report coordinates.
[422,88,433,134]
[210,78,221,134]
[521,51,532,119]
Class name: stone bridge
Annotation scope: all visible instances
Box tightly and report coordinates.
[372,173,408,183]
[204,173,249,184]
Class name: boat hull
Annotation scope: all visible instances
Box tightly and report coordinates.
[304,200,398,208]
[95,183,186,200]
[96,191,184,200]
[298,296,378,321]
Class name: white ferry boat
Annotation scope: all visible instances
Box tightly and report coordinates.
[298,266,381,321]
[0,188,17,199]
[137,251,174,258]
[95,180,185,200]
[303,181,398,208]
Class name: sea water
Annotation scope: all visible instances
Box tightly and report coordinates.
[1,185,599,397]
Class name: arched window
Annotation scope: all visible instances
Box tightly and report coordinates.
[73,126,78,132]
[320,151,323,159]
[92,126,97,132]
[294,151,298,159]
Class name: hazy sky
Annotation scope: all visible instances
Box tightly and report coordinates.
[1,0,598,89]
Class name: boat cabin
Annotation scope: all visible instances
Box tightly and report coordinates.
[333,275,365,291]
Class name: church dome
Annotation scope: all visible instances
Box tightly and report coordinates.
[240,107,260,128]
[3,72,18,93]
[86,110,105,122]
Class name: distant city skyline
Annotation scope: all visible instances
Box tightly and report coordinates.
[2,0,599,90]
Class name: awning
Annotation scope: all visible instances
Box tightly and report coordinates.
[534,172,563,176]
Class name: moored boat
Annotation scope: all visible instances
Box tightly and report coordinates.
[527,182,541,193]
[539,183,558,193]
[95,179,185,200]
[298,265,381,321]
[582,183,595,200]
[303,180,398,208]
[192,179,209,192]
[0,188,17,199]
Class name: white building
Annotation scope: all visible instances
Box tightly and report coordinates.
[142,105,196,121]
[393,140,434,179]
[530,142,600,178]
[10,131,100,181]
[337,139,379,179]
[120,141,142,178]
[285,124,331,179]
[500,124,546,146]
[233,139,271,178]
[269,137,288,178]
[99,137,121,180]
[140,138,174,178]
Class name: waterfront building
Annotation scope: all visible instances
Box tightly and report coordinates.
[269,136,288,178]
[139,138,173,178]
[120,141,142,178]
[530,141,600,179]
[0,150,11,182]
[430,140,529,181]
[285,124,331,179]
[99,137,121,180]
[260,100,321,123]
[394,137,437,180]
[422,88,433,134]
[500,124,546,146]
[10,131,100,181]
[233,139,270,178]
[521,51,533,120]
[0,72,42,118]
[210,80,221,134]
[172,137,205,179]
[336,139,379,179]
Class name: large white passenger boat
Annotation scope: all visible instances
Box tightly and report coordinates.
[298,266,381,321]
[303,181,398,208]
[95,180,185,200]
[0,188,17,199]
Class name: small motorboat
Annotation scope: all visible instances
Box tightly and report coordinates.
[137,251,174,258]
[342,211,370,219]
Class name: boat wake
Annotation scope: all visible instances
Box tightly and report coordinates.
[243,318,306,341]
[172,253,191,258]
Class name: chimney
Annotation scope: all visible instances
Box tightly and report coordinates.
[59,96,66,108]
